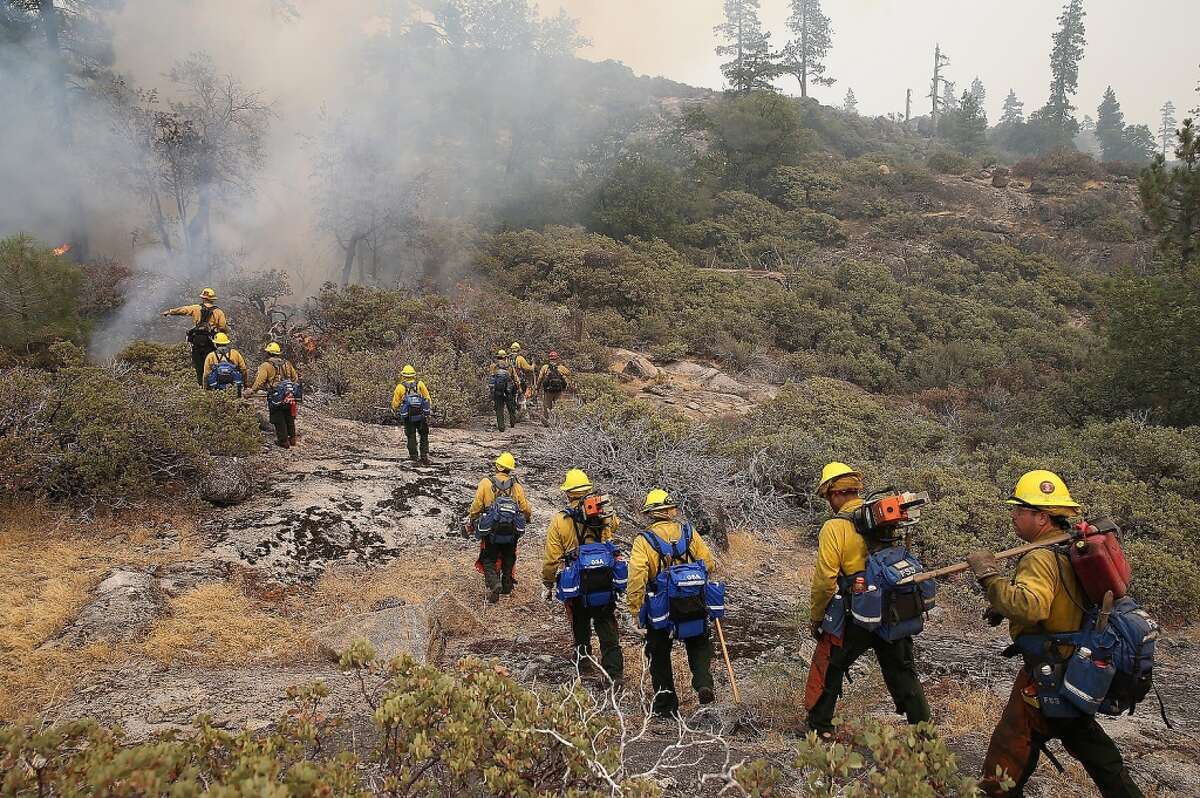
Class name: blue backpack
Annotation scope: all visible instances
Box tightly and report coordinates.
[825,545,937,643]
[206,351,243,391]
[266,358,302,410]
[399,382,429,421]
[489,368,513,400]
[638,523,726,640]
[475,476,526,545]
[555,516,628,608]
[1009,593,1160,720]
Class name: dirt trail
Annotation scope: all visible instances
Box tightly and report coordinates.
[47,403,1200,796]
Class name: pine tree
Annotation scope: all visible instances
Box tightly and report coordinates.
[782,0,834,99]
[843,88,858,114]
[1160,101,1178,156]
[944,91,988,152]
[1141,119,1200,266]
[942,80,959,113]
[714,0,775,94]
[1096,85,1126,161]
[929,44,950,130]
[1193,65,1200,115]
[969,77,986,106]
[1043,0,1087,135]
[999,89,1024,125]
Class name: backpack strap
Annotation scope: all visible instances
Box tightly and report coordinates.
[488,475,514,497]
[198,304,214,328]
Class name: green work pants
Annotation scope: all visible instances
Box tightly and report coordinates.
[567,600,623,681]
[645,627,714,716]
[806,622,930,733]
[494,396,518,431]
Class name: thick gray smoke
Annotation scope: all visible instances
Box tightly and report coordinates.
[1,0,671,355]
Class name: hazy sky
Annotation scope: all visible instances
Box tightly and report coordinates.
[539,0,1199,128]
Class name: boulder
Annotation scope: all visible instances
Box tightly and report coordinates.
[199,456,254,506]
[53,569,166,647]
[312,590,481,664]
[877,164,892,176]
[992,167,1010,188]
[608,348,659,380]
[1028,179,1051,195]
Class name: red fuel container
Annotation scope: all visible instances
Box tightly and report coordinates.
[1069,520,1131,603]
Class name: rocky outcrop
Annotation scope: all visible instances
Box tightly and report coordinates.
[608,348,659,380]
[52,569,167,647]
[992,167,1010,188]
[312,590,482,664]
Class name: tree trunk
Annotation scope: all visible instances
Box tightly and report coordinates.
[340,232,367,287]
[800,11,808,99]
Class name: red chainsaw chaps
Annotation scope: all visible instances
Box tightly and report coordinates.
[804,632,843,711]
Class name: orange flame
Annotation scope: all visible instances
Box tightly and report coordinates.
[52,244,73,256]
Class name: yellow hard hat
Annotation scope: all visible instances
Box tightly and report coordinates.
[560,468,593,493]
[200,287,217,301]
[264,342,282,355]
[401,364,417,378]
[496,349,508,358]
[816,462,863,497]
[495,451,516,471]
[212,332,231,346]
[643,488,676,513]
[1006,470,1081,516]
[510,342,521,352]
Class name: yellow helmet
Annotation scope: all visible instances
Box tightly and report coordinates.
[560,468,593,493]
[816,462,863,497]
[496,349,508,359]
[642,488,676,513]
[495,451,516,471]
[510,342,521,352]
[199,287,217,301]
[401,364,417,378]
[264,342,282,355]
[1006,470,1081,516]
[212,332,231,346]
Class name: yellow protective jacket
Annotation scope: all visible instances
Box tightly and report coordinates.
[986,537,1086,641]
[202,348,249,386]
[541,501,619,586]
[469,471,532,522]
[248,358,299,394]
[514,355,534,375]
[626,519,715,617]
[537,363,571,392]
[165,303,228,332]
[390,380,432,413]
[809,498,869,624]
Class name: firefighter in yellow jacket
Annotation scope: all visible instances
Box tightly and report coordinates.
[161,287,228,385]
[627,489,716,717]
[537,351,570,426]
[510,342,535,404]
[469,452,533,602]
[391,365,433,463]
[247,342,301,448]
[805,462,930,738]
[542,468,623,683]
[967,471,1143,798]
[201,333,249,395]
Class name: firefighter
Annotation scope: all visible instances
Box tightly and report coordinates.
[247,342,301,448]
[536,351,570,426]
[390,365,433,463]
[161,287,228,385]
[201,332,249,395]
[511,342,536,407]
[490,350,520,432]
[968,471,1144,798]
[805,462,931,739]
[542,468,623,684]
[469,451,532,602]
[627,488,716,718]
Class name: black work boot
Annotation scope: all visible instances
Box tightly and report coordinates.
[484,571,501,604]
[698,687,715,705]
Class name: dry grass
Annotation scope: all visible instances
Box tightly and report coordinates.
[0,505,191,718]
[141,582,311,666]
[926,677,1005,741]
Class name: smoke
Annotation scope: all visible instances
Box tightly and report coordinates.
[2,0,677,357]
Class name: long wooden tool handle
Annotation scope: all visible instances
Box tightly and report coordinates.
[905,531,1072,584]
[714,619,741,705]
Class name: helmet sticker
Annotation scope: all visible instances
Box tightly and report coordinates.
[1040,480,1055,494]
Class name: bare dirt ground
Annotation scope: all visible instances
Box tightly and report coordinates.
[5,396,1197,796]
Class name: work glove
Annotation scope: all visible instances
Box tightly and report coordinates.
[966,549,1001,584]
[981,608,1005,627]
[810,620,824,642]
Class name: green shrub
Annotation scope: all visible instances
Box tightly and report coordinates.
[0,234,89,361]
[116,340,194,379]
[1011,149,1102,182]
[0,360,259,506]
[926,149,973,175]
